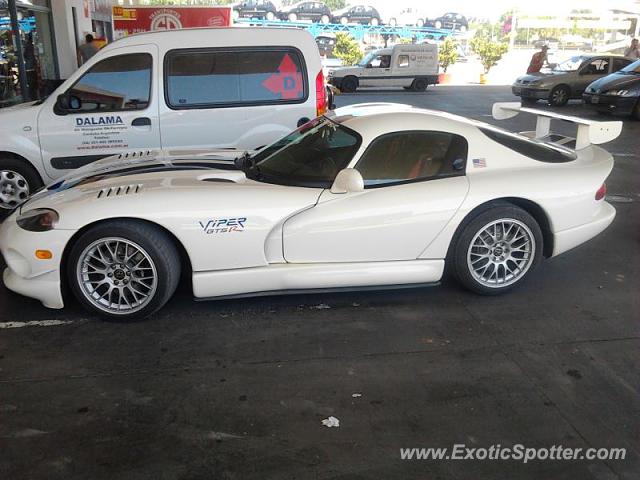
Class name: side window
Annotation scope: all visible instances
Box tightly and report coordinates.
[582,58,609,75]
[65,53,151,113]
[356,131,468,188]
[612,58,630,72]
[165,48,307,109]
[397,55,410,68]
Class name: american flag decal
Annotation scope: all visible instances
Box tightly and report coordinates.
[472,158,487,168]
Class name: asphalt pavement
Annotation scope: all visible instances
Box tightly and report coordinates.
[1,86,638,480]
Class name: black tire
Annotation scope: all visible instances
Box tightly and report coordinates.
[452,205,543,295]
[632,100,640,121]
[412,78,428,92]
[548,85,570,107]
[67,220,181,320]
[341,76,358,93]
[0,156,43,211]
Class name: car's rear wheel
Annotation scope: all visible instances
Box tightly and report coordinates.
[388,17,397,26]
[265,11,275,21]
[68,220,181,320]
[435,20,442,29]
[370,17,379,26]
[416,18,425,27]
[412,78,428,91]
[341,76,358,93]
[549,85,570,106]
[288,12,297,22]
[340,16,348,25]
[232,9,240,20]
[0,157,42,211]
[320,14,330,24]
[452,205,543,295]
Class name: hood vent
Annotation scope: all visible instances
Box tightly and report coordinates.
[116,150,154,160]
[97,184,143,199]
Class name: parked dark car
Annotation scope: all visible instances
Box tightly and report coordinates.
[583,59,640,119]
[278,1,332,23]
[432,12,468,31]
[332,5,381,25]
[315,33,336,56]
[232,0,278,21]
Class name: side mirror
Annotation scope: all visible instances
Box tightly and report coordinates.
[56,93,81,113]
[331,168,364,194]
[365,64,373,69]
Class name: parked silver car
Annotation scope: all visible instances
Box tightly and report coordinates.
[512,54,633,106]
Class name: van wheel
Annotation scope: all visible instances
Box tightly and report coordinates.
[68,220,181,321]
[412,78,428,92]
[341,76,358,93]
[0,156,42,211]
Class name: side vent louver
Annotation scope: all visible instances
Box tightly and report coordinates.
[97,184,143,199]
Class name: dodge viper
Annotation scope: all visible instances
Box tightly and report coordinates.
[0,103,621,319]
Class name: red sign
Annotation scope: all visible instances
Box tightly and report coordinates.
[113,6,232,37]
[262,54,304,100]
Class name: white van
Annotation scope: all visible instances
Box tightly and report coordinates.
[327,43,439,93]
[0,27,326,210]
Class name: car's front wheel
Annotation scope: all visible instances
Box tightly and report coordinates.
[265,11,275,21]
[341,76,358,93]
[288,12,297,22]
[67,220,181,320]
[320,14,330,24]
[0,156,42,211]
[549,85,570,106]
[452,205,543,295]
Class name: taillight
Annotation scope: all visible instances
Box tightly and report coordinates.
[316,70,327,117]
[595,183,606,201]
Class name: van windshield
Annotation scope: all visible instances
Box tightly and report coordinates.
[243,117,362,188]
[358,52,378,66]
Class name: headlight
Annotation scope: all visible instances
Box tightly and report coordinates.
[606,89,631,96]
[17,208,59,232]
[529,80,543,87]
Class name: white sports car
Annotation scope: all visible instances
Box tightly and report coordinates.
[0,103,621,319]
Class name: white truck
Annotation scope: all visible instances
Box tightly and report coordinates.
[327,43,439,93]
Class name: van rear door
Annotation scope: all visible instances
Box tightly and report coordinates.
[37,44,161,177]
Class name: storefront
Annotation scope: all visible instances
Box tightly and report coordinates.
[1,0,58,106]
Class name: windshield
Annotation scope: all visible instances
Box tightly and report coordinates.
[358,52,378,66]
[246,117,362,188]
[553,56,586,72]
[621,59,640,74]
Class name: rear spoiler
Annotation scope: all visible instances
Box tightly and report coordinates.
[492,102,623,150]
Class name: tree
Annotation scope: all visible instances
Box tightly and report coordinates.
[438,38,458,73]
[334,32,363,66]
[323,0,346,9]
[470,37,508,74]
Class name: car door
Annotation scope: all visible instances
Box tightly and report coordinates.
[359,54,392,87]
[283,130,470,263]
[37,45,160,177]
[575,57,611,95]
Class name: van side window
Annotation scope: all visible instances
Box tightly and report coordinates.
[165,48,307,109]
[397,55,410,68]
[355,131,468,188]
[63,53,151,113]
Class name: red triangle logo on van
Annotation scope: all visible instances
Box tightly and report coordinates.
[262,54,303,100]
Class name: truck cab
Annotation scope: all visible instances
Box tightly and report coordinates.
[328,44,439,93]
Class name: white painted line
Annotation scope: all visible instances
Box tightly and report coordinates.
[0,320,74,329]
[612,153,637,158]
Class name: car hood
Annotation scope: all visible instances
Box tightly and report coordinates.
[515,71,569,82]
[21,150,250,213]
[586,72,640,93]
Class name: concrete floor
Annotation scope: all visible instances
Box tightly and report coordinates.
[1,86,638,479]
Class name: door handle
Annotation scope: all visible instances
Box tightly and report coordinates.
[132,117,151,127]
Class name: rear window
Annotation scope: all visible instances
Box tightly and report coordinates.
[480,127,577,163]
[164,48,307,109]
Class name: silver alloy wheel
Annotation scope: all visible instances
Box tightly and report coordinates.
[551,88,568,105]
[467,218,535,288]
[77,237,158,314]
[0,170,30,210]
